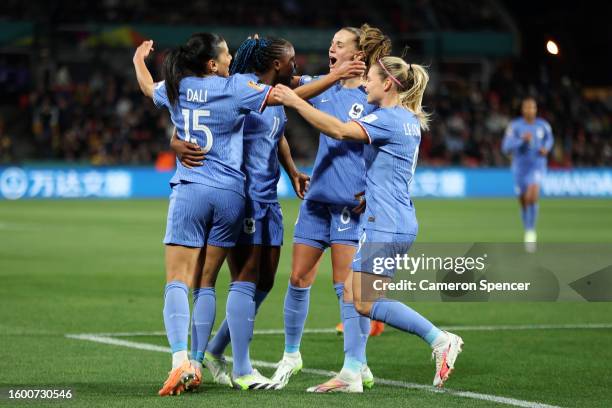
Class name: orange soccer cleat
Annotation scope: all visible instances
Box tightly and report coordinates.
[158,360,197,396]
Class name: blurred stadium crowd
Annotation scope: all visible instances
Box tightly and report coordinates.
[0,0,610,167]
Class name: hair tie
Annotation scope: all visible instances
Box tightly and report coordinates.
[377,59,404,89]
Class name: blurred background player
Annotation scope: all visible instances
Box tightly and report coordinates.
[133,33,284,394]
[502,97,554,250]
[272,24,390,389]
[170,36,365,389]
[272,55,463,392]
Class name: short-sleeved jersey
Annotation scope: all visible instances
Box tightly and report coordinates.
[153,74,272,196]
[242,73,287,203]
[353,106,421,235]
[299,75,376,205]
[502,117,554,171]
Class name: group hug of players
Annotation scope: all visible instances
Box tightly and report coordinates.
[132,21,552,395]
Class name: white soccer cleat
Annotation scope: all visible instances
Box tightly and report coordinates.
[361,365,374,389]
[432,331,464,388]
[232,369,280,390]
[524,230,537,253]
[271,351,303,389]
[203,352,232,387]
[307,369,363,393]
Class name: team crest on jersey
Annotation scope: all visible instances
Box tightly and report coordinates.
[244,218,256,234]
[247,80,265,92]
[348,103,365,119]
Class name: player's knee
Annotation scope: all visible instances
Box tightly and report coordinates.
[257,275,274,292]
[353,299,371,317]
[289,274,312,288]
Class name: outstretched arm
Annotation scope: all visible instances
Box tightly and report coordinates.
[272,84,368,143]
[293,60,366,101]
[133,40,156,98]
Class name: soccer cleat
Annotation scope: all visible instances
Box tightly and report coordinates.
[184,364,202,392]
[432,331,464,388]
[524,230,537,253]
[158,360,196,396]
[361,365,374,389]
[335,321,385,336]
[203,352,232,387]
[271,351,303,388]
[232,369,279,390]
[369,320,385,337]
[307,369,363,393]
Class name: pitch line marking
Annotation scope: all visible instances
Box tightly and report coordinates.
[71,322,612,338]
[66,333,563,408]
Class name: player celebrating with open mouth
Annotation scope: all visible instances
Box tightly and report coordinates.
[272,56,464,392]
[271,24,391,390]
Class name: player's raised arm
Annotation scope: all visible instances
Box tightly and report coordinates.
[133,40,156,98]
[293,60,366,100]
[272,84,368,143]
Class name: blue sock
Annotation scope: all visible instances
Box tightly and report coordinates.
[254,289,269,311]
[342,302,368,373]
[207,289,269,357]
[226,281,256,377]
[334,283,344,319]
[521,206,529,230]
[163,281,190,353]
[284,283,311,353]
[526,203,538,230]
[370,299,441,346]
[191,287,216,363]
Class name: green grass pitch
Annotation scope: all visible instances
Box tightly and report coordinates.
[1,198,611,407]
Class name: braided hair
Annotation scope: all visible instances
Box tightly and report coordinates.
[230,36,292,75]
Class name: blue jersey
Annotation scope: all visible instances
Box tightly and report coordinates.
[242,73,287,203]
[153,74,272,196]
[299,75,376,205]
[502,118,554,172]
[354,106,421,235]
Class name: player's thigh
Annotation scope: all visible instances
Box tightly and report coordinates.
[165,244,202,286]
[290,243,324,288]
[330,243,357,285]
[227,244,262,283]
[199,244,231,287]
[258,245,281,292]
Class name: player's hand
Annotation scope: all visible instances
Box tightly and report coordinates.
[133,40,154,62]
[290,172,310,199]
[332,60,367,80]
[522,132,532,142]
[271,84,301,108]
[353,191,366,213]
[539,147,548,156]
[170,131,205,168]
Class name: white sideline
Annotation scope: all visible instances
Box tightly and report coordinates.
[74,322,612,338]
[66,333,563,408]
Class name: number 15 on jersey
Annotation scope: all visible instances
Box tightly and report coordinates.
[181,109,213,153]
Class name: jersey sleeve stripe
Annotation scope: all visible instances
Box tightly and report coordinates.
[352,120,372,144]
[258,86,273,113]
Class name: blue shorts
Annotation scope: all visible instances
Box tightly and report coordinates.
[352,228,416,278]
[164,182,245,248]
[293,199,361,250]
[237,200,284,246]
[513,165,546,195]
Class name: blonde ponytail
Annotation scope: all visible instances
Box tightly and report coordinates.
[377,56,431,130]
[359,24,392,70]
